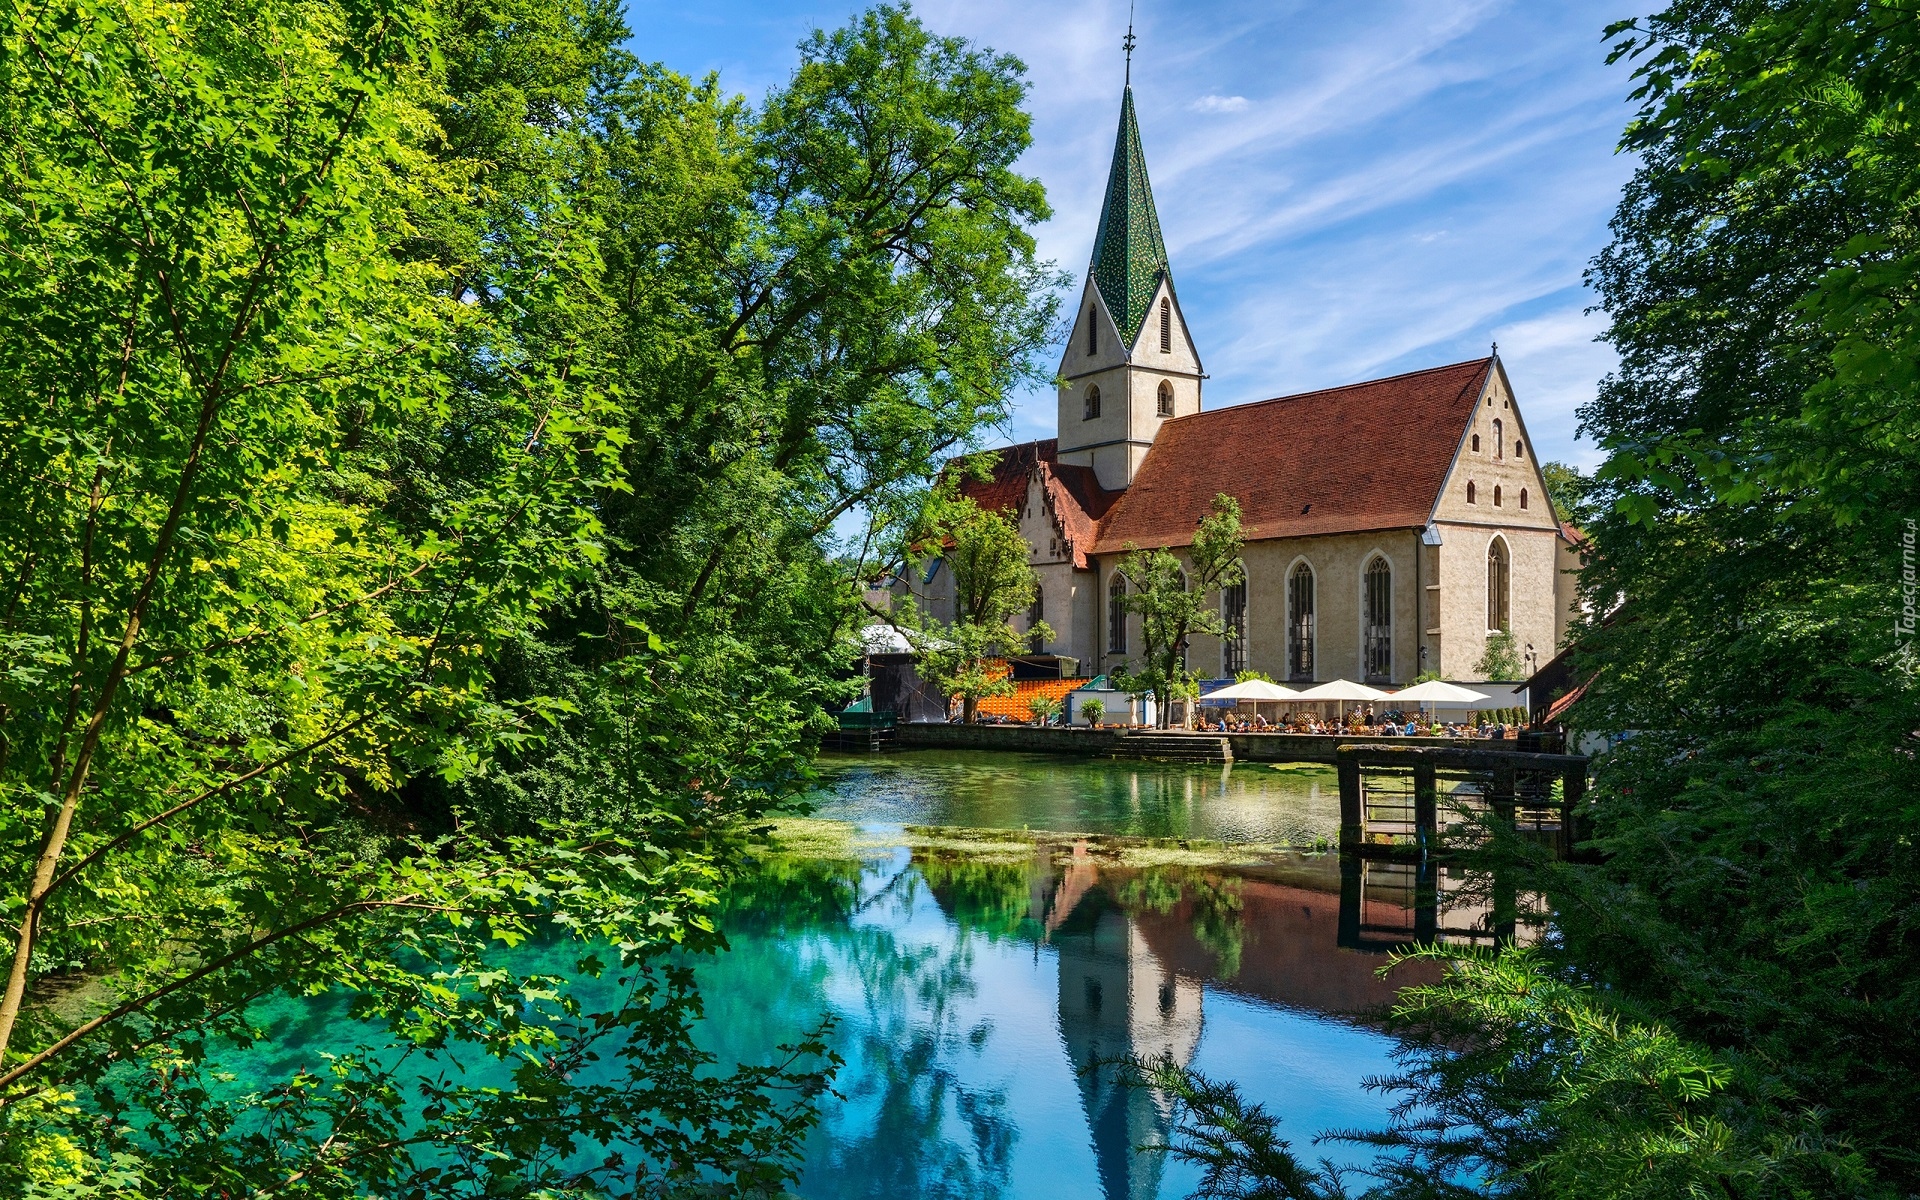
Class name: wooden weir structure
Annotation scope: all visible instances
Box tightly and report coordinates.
[1336,744,1589,859]
[1333,745,1590,950]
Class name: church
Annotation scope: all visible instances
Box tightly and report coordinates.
[920,86,1581,687]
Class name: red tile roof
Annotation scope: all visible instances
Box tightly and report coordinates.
[948,439,1046,518]
[948,438,1121,569]
[1092,357,1494,553]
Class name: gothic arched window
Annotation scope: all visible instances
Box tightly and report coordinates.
[1088,310,1098,355]
[1472,433,1481,452]
[1160,297,1172,353]
[1157,380,1174,417]
[1486,538,1511,632]
[1493,484,1503,507]
[1364,556,1392,682]
[1467,480,1477,504]
[1493,419,1504,460]
[1519,487,1529,510]
[1084,384,1101,420]
[1107,574,1126,654]
[1028,589,1046,651]
[1221,570,1248,676]
[1287,562,1315,682]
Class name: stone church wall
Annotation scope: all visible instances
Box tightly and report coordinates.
[1091,522,1563,688]
[1429,521,1561,679]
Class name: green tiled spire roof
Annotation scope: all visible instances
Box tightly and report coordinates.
[1089,87,1170,345]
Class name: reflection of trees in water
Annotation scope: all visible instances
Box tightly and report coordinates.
[1118,869,1246,979]
[719,854,865,933]
[712,855,1019,1199]
[710,849,1378,1199]
[815,753,1343,844]
[913,854,1046,941]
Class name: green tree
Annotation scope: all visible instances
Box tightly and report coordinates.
[1537,460,1595,529]
[1532,2,1920,1186]
[910,497,1047,723]
[0,0,1060,1189]
[1111,494,1245,728]
[1474,629,1526,681]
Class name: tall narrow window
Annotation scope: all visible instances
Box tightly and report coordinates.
[1028,589,1046,651]
[1467,481,1477,504]
[1472,433,1481,452]
[1487,539,1511,632]
[1493,419,1504,460]
[1160,297,1172,352]
[1221,573,1248,676]
[1157,380,1174,417]
[1107,574,1126,653]
[1287,563,1315,682]
[1364,556,1392,682]
[1520,487,1529,510]
[1084,384,1101,420]
[1088,311,1098,355]
[1493,485,1502,507]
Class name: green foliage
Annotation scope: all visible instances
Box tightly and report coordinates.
[1111,494,1245,728]
[1539,2,1920,1188]
[1537,460,1596,529]
[1233,669,1275,683]
[1473,630,1525,681]
[0,0,1058,1188]
[1025,693,1061,724]
[908,497,1047,722]
[1079,698,1106,726]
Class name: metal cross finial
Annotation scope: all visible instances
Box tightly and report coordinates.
[1491,340,1499,357]
[1123,1,1137,86]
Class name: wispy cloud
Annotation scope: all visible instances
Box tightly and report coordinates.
[1190,94,1248,113]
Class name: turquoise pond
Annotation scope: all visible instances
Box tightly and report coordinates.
[206,752,1455,1198]
[803,748,1343,845]
[702,751,1442,1198]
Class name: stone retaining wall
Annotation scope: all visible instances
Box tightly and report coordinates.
[893,723,1124,755]
[892,722,1485,763]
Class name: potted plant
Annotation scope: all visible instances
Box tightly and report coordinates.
[1081,698,1105,728]
[1027,693,1063,727]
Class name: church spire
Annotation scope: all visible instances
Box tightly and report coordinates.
[1088,86,1170,347]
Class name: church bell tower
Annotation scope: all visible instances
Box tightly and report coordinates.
[1055,83,1204,492]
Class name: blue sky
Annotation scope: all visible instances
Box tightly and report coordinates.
[626,0,1653,469]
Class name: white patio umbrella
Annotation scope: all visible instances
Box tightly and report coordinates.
[1388,679,1490,724]
[1293,679,1394,702]
[1388,680,1489,704]
[1201,679,1304,702]
[1293,679,1393,724]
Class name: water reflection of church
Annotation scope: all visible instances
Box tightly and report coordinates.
[1045,855,1203,1200]
[917,837,1510,1200]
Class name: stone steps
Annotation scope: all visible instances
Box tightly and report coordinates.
[1111,733,1234,763]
